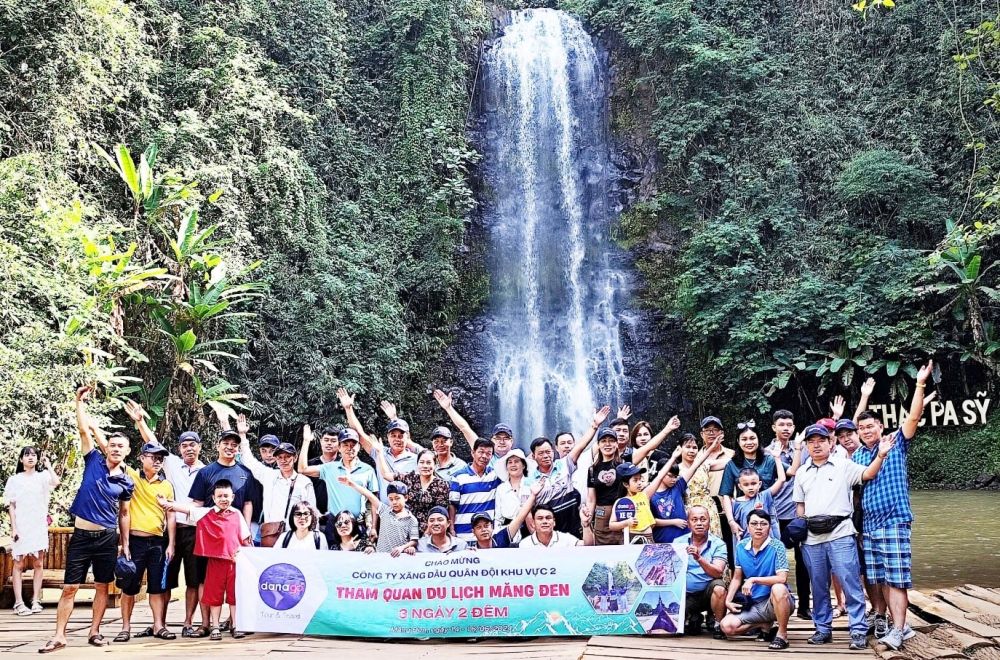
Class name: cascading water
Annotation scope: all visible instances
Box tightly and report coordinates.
[476,9,632,445]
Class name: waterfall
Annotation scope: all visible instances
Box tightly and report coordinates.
[478,9,631,445]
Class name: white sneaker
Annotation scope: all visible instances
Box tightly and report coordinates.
[901,624,916,641]
[880,627,904,650]
[31,601,43,613]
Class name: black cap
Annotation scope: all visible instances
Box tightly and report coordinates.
[386,481,409,496]
[597,428,617,441]
[803,424,830,439]
[835,419,858,432]
[140,440,169,456]
[219,430,241,443]
[273,442,297,456]
[471,512,493,526]
[338,428,360,444]
[616,463,646,479]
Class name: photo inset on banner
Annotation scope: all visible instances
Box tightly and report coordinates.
[635,543,684,586]
[635,590,682,634]
[582,561,642,615]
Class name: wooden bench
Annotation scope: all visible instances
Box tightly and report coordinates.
[0,527,124,608]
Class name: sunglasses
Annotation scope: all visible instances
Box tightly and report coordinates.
[335,519,353,526]
[293,511,312,518]
[737,420,756,431]
[143,454,165,463]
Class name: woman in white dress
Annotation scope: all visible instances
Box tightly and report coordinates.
[3,446,60,615]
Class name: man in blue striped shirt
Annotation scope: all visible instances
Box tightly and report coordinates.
[449,438,501,541]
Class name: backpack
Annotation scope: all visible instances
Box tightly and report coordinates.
[280,530,321,549]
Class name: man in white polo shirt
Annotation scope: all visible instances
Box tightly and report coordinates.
[793,423,894,651]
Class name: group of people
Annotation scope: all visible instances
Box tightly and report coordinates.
[4,360,932,653]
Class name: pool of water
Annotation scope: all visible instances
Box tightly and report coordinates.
[910,490,1000,589]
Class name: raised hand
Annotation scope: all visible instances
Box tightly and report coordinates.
[671,445,683,460]
[878,434,897,457]
[860,377,876,398]
[368,435,385,452]
[792,430,805,451]
[302,424,314,447]
[591,405,612,428]
[336,386,355,410]
[830,395,846,420]
[337,475,356,487]
[380,400,397,420]
[432,388,452,410]
[76,385,91,402]
[617,405,632,420]
[236,413,250,436]
[916,359,934,385]
[123,400,146,423]
[530,477,547,497]
[665,415,681,434]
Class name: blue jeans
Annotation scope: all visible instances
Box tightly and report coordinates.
[802,535,867,637]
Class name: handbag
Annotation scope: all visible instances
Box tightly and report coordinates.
[260,476,297,548]
[805,514,849,535]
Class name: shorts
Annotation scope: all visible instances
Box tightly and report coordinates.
[863,523,912,589]
[64,527,119,585]
[167,525,198,590]
[121,534,168,596]
[738,591,796,626]
[685,579,726,616]
[592,505,624,546]
[201,557,236,606]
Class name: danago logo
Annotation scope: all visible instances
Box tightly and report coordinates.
[258,563,307,611]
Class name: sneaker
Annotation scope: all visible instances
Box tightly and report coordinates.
[865,609,877,635]
[849,633,869,650]
[874,614,889,639]
[880,627,904,650]
[30,601,43,613]
[807,632,833,645]
[901,624,916,641]
[13,602,31,616]
[685,613,704,636]
[713,624,727,640]
[797,608,812,621]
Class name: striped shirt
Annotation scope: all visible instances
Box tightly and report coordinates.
[852,428,913,531]
[530,456,578,515]
[448,465,501,540]
[374,502,419,553]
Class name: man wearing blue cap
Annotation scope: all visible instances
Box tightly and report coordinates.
[432,388,515,478]
[236,416,315,547]
[428,425,467,480]
[117,438,175,642]
[793,423,895,650]
[299,426,379,529]
[124,400,207,637]
[335,389,418,499]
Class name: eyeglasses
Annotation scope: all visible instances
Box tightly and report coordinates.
[737,420,756,431]
[293,511,312,518]
[748,521,769,527]
[335,519,353,526]
[144,454,165,463]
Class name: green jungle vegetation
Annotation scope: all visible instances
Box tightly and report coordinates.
[2,0,999,524]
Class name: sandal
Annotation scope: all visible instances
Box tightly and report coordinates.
[769,637,789,650]
[88,635,110,647]
[231,630,246,639]
[113,631,131,643]
[31,600,43,613]
[14,602,31,616]
[220,619,232,632]
[832,606,845,618]
[181,626,197,638]
[153,628,176,640]
[38,640,66,654]
[132,627,153,639]
[191,626,210,638]
[209,627,222,641]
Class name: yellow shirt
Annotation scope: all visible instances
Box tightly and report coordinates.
[615,492,655,536]
[126,467,174,536]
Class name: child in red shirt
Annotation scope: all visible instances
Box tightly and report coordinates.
[160,478,250,640]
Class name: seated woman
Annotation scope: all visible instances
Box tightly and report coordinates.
[326,510,373,553]
[278,503,327,550]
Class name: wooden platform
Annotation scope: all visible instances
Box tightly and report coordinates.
[2,585,999,658]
